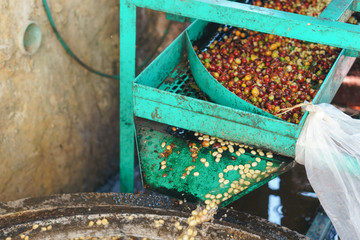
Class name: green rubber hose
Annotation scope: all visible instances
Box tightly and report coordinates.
[42,0,172,79]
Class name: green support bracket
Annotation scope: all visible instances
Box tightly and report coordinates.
[344,49,360,57]
[120,0,136,193]
[319,0,360,57]
[131,0,360,51]
[352,0,360,11]
[319,0,354,22]
[166,13,195,23]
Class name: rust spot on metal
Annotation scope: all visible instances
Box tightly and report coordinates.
[151,107,160,120]
[175,94,189,105]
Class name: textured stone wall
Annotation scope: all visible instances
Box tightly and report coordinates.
[0,0,120,202]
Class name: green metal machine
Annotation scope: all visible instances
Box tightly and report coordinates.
[120,0,360,206]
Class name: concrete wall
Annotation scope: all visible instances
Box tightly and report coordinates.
[0,0,120,202]
[0,0,188,202]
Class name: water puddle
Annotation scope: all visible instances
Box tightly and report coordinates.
[228,164,320,234]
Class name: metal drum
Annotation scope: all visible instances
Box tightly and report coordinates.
[0,193,306,239]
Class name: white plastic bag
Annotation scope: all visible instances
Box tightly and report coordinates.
[295,103,360,240]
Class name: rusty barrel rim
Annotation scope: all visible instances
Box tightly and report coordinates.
[0,193,306,239]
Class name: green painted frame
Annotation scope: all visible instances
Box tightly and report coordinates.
[134,20,355,156]
[120,0,359,193]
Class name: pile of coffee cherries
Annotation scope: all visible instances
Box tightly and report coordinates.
[194,0,341,123]
[255,0,331,17]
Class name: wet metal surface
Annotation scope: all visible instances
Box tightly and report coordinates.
[136,118,295,208]
[0,193,306,239]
